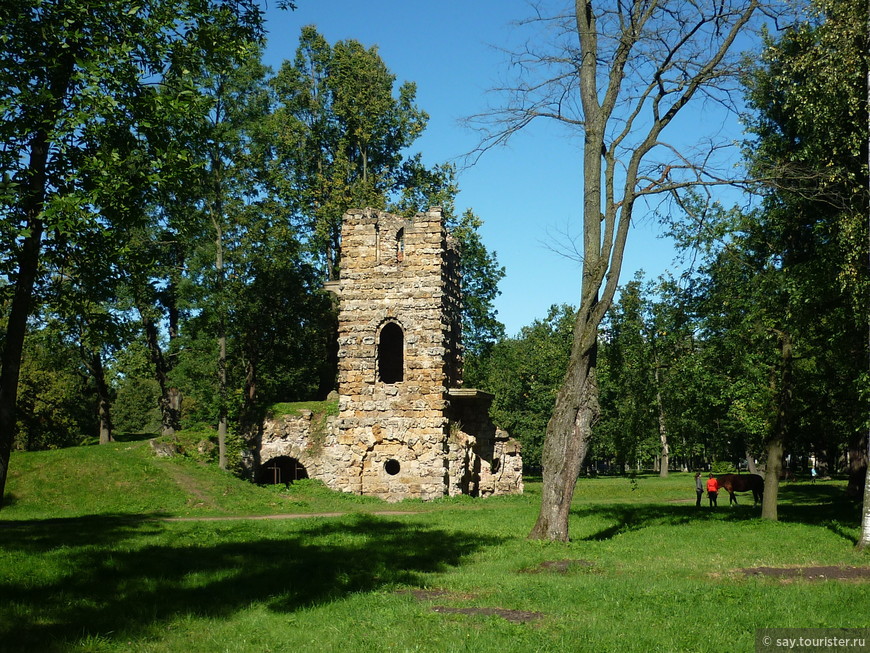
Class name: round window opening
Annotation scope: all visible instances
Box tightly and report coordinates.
[384,459,401,476]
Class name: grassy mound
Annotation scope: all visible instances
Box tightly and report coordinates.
[2,438,380,521]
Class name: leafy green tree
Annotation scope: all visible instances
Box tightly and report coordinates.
[182,38,274,468]
[0,0,267,505]
[271,26,429,279]
[109,338,163,435]
[647,278,710,474]
[123,223,188,437]
[272,29,506,394]
[597,276,658,473]
[132,29,338,470]
[697,214,797,519]
[596,274,704,476]
[739,0,868,519]
[15,322,95,450]
[217,210,336,426]
[669,191,864,520]
[449,209,507,371]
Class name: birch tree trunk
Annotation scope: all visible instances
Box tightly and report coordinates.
[655,364,669,478]
[857,444,870,550]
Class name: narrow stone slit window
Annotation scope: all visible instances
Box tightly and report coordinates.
[396,227,405,262]
[378,322,404,383]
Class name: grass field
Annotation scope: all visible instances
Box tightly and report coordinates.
[1,439,867,652]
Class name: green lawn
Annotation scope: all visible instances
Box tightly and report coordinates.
[1,442,867,652]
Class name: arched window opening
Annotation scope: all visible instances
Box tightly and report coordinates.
[378,322,404,383]
[396,228,405,262]
[260,456,309,485]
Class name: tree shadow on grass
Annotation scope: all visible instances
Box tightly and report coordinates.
[573,484,860,543]
[0,513,502,651]
[573,503,729,541]
[0,512,167,552]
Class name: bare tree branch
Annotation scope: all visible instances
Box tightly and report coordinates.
[466,0,787,542]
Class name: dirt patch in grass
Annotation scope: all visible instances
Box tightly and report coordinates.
[741,566,870,581]
[395,589,476,601]
[430,606,544,623]
[520,559,596,574]
[397,589,544,623]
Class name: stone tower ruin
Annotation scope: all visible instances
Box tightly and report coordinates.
[258,207,523,501]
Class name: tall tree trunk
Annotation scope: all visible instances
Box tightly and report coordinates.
[857,437,870,550]
[241,356,258,430]
[762,437,784,520]
[85,349,113,444]
[654,364,669,478]
[209,131,228,471]
[217,333,228,471]
[847,431,867,499]
[0,134,56,506]
[213,212,228,471]
[0,43,76,508]
[0,217,45,508]
[528,0,608,542]
[746,449,759,475]
[761,331,793,520]
[857,52,870,549]
[524,0,757,539]
[528,311,600,541]
[141,313,181,437]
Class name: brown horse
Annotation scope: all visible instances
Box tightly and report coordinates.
[716,473,764,506]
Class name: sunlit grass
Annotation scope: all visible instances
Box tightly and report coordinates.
[1,446,868,652]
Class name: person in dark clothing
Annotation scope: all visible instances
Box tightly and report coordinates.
[695,472,704,507]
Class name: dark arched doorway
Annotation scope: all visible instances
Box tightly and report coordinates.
[378,322,404,383]
[260,456,309,485]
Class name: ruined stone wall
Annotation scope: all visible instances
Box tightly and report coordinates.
[442,232,463,388]
[445,389,524,497]
[332,208,457,500]
[256,207,522,502]
[259,410,342,488]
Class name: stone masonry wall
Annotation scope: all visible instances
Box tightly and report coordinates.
[332,208,455,500]
[257,207,522,502]
[446,389,524,497]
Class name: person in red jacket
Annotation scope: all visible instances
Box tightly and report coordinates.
[706,474,719,507]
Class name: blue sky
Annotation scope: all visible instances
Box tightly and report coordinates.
[260,1,722,336]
